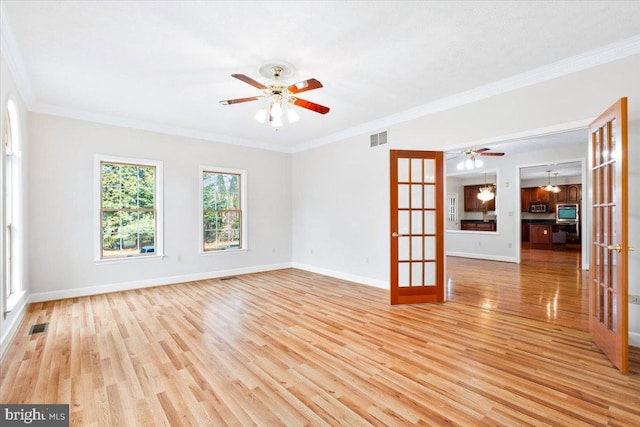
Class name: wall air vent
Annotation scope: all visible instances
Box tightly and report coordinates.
[370,131,388,147]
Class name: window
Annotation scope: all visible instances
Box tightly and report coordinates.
[200,167,247,253]
[96,156,163,260]
[3,98,23,312]
[447,192,458,224]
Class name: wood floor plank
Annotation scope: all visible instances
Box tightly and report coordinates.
[1,268,639,426]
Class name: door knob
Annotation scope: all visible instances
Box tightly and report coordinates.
[392,232,400,238]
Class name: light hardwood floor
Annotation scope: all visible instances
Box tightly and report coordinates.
[447,246,589,331]
[2,268,639,426]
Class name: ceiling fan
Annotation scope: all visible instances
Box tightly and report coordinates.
[453,147,505,170]
[219,64,330,127]
[462,147,505,157]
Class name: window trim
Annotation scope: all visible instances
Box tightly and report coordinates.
[199,166,248,255]
[94,155,164,262]
[3,97,23,314]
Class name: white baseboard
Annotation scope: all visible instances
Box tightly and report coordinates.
[446,251,517,263]
[0,296,28,360]
[291,263,388,289]
[28,262,292,303]
[630,331,640,348]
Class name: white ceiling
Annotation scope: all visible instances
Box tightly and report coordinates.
[2,1,640,152]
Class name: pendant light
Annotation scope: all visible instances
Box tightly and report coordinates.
[477,172,495,202]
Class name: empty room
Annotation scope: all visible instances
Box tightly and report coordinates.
[1,1,640,426]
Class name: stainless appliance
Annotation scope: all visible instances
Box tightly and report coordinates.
[556,203,579,224]
[529,203,547,213]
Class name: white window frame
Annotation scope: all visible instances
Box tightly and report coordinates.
[199,166,248,255]
[94,155,164,263]
[3,98,25,313]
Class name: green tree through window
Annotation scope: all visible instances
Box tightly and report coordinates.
[101,162,156,258]
[202,171,241,251]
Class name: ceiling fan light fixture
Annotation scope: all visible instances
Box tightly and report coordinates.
[465,158,474,170]
[287,106,300,123]
[254,107,267,124]
[272,115,283,128]
[270,100,283,118]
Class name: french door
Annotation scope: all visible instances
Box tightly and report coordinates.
[390,150,445,305]
[589,98,630,373]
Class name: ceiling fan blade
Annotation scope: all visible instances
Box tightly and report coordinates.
[231,74,267,90]
[479,152,505,156]
[292,98,330,114]
[475,148,491,153]
[287,78,323,94]
[219,96,261,105]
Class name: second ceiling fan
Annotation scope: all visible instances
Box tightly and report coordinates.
[455,147,505,170]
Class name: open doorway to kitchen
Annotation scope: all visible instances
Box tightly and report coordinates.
[446,129,590,330]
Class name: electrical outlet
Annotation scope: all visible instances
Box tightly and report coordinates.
[630,295,640,305]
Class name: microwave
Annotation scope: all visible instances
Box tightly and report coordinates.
[530,204,547,213]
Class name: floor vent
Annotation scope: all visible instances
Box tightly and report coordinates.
[370,130,388,147]
[29,322,49,335]
[219,276,238,281]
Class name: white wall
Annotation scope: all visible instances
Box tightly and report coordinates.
[27,114,292,300]
[291,54,640,344]
[0,51,29,356]
[291,135,389,288]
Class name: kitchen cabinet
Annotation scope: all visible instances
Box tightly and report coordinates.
[565,185,581,203]
[551,184,581,204]
[521,188,531,212]
[522,184,581,212]
[521,187,549,210]
[534,187,551,203]
[460,221,496,231]
[530,224,553,250]
[522,222,530,241]
[464,185,496,212]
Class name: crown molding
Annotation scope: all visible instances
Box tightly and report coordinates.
[0,3,36,108]
[294,35,640,153]
[31,103,292,153]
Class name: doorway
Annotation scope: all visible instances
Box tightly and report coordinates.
[445,129,590,329]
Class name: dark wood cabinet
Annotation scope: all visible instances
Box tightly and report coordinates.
[522,222,530,241]
[534,187,550,203]
[521,188,530,212]
[530,224,553,249]
[461,221,496,231]
[464,185,496,212]
[566,185,581,203]
[520,184,581,212]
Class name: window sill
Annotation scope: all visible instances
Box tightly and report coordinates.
[94,254,166,265]
[5,290,27,314]
[199,248,248,256]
